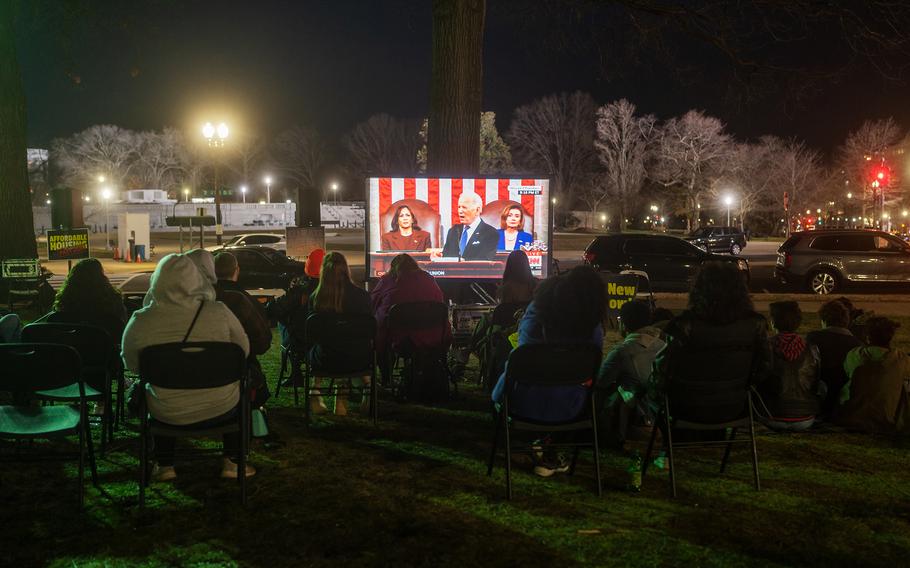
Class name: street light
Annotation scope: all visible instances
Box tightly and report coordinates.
[331,182,339,204]
[101,188,112,250]
[264,175,272,204]
[97,175,105,183]
[202,121,229,244]
[183,188,190,202]
[724,195,734,226]
[240,185,247,204]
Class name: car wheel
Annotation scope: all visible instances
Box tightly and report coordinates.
[808,269,838,295]
[731,243,741,255]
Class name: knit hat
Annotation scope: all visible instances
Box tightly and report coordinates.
[304,248,325,278]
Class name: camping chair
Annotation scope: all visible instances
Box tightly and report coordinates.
[2,258,45,311]
[487,344,604,499]
[479,302,528,391]
[137,342,250,509]
[642,391,761,498]
[0,343,95,508]
[22,322,116,455]
[303,313,377,426]
[386,301,450,400]
[275,323,310,406]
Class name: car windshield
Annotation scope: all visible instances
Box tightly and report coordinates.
[223,236,242,246]
[691,228,711,238]
[259,248,289,262]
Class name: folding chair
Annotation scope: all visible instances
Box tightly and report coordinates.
[386,301,450,399]
[642,391,761,498]
[487,343,603,499]
[479,302,528,391]
[22,322,116,454]
[275,323,309,405]
[303,313,377,426]
[0,343,95,507]
[137,341,250,509]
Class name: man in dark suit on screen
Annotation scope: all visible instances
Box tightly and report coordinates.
[438,192,499,261]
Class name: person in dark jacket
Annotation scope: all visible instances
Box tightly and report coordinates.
[807,299,862,418]
[46,257,127,343]
[651,262,771,425]
[756,301,820,431]
[306,251,372,415]
[213,252,273,408]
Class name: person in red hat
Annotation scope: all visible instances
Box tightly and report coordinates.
[266,248,325,384]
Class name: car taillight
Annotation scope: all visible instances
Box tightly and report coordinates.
[784,252,792,268]
[583,252,595,263]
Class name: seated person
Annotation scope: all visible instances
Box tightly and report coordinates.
[267,248,324,348]
[756,301,821,431]
[598,300,666,447]
[807,299,862,417]
[213,252,273,408]
[122,253,253,481]
[44,257,127,344]
[497,204,533,251]
[651,262,770,425]
[0,310,22,342]
[497,250,536,304]
[381,205,433,251]
[306,252,372,416]
[371,254,451,381]
[491,266,606,477]
[436,192,498,260]
[836,316,910,434]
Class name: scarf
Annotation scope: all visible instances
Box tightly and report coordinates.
[773,332,806,362]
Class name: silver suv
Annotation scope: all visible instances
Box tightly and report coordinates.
[775,229,910,294]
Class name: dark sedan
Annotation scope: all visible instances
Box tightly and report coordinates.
[225,246,306,290]
[583,233,749,291]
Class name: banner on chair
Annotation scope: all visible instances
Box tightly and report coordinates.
[601,273,639,319]
[365,177,552,280]
[47,228,90,261]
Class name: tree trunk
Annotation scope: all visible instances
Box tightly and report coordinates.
[427,0,485,175]
[0,9,37,259]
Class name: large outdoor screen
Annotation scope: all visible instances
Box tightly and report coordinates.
[366,177,551,280]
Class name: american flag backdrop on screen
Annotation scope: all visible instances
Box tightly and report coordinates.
[368,177,549,251]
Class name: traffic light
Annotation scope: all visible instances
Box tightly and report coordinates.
[869,165,890,187]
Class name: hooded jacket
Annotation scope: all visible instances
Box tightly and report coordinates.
[122,253,250,425]
[599,326,666,394]
[757,334,821,419]
[836,346,910,433]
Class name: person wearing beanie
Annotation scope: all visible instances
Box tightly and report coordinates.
[756,301,821,431]
[266,248,326,375]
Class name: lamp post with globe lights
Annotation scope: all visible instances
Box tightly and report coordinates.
[264,175,272,204]
[331,182,339,204]
[101,188,112,250]
[202,121,229,244]
[240,185,247,204]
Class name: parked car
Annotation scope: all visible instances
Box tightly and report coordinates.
[205,233,286,252]
[225,246,305,290]
[583,234,750,291]
[686,226,747,255]
[775,229,910,294]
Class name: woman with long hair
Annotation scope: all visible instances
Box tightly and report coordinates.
[307,252,372,415]
[498,250,537,304]
[497,204,533,251]
[381,204,433,251]
[49,258,127,343]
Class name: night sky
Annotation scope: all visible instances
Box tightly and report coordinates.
[16,1,910,156]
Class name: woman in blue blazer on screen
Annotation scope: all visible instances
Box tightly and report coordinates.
[497,204,534,251]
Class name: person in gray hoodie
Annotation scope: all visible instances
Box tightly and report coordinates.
[598,300,666,447]
[122,253,253,481]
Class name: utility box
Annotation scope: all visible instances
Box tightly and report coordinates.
[117,213,151,261]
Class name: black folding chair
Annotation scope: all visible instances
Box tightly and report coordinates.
[0,343,95,507]
[303,312,377,426]
[487,343,604,499]
[22,322,116,454]
[386,301,450,399]
[479,302,528,391]
[275,324,310,406]
[642,391,761,498]
[137,342,250,509]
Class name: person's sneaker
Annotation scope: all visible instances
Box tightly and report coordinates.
[310,396,328,415]
[220,458,256,479]
[533,454,570,478]
[151,464,177,482]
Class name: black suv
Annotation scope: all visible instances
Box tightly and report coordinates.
[226,247,306,290]
[583,234,750,291]
[776,229,910,294]
[686,226,747,255]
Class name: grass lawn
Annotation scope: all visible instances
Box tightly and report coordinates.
[2,310,909,567]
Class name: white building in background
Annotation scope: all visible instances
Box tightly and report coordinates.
[120,189,175,204]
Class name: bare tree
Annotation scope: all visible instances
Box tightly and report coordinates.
[134,127,184,191]
[595,99,656,232]
[707,137,786,233]
[51,124,138,192]
[227,133,265,190]
[344,113,422,178]
[575,171,610,229]
[774,139,824,229]
[507,91,598,208]
[652,110,733,231]
[272,126,326,221]
[838,118,903,219]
